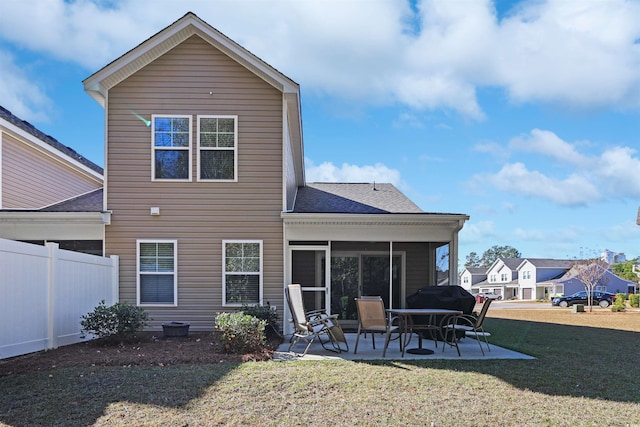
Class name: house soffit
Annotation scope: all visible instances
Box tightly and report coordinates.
[83,13,299,106]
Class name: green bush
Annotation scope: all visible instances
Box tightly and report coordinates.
[629,294,640,308]
[214,312,266,354]
[240,303,280,338]
[612,293,627,312]
[80,300,149,344]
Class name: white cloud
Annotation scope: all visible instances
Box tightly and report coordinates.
[509,129,590,166]
[514,228,545,241]
[474,130,640,205]
[596,147,640,198]
[305,159,403,187]
[0,50,53,122]
[477,162,600,206]
[459,220,498,244]
[1,0,638,120]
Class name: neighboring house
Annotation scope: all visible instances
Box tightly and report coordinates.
[82,13,469,332]
[458,267,487,292]
[517,258,573,300]
[552,266,636,296]
[0,106,107,255]
[472,258,524,299]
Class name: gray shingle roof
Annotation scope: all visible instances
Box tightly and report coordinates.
[41,189,103,212]
[466,267,487,275]
[0,105,103,174]
[293,183,423,214]
[524,258,574,269]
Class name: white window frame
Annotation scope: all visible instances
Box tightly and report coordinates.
[197,115,238,182]
[222,239,263,306]
[151,114,192,182]
[136,239,178,306]
[500,273,509,282]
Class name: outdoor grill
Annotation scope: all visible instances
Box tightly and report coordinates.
[405,285,476,340]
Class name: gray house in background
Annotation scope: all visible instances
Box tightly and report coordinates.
[552,267,636,296]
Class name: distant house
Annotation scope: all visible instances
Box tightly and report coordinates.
[459,267,486,292]
[0,106,107,255]
[517,258,573,299]
[471,258,524,299]
[82,12,469,332]
[552,265,636,296]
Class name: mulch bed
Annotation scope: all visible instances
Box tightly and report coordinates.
[0,332,282,376]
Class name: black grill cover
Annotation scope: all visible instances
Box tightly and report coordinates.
[406,285,475,314]
[406,286,476,340]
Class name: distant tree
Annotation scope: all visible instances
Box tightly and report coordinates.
[465,252,481,268]
[571,259,610,312]
[479,245,522,268]
[612,259,640,282]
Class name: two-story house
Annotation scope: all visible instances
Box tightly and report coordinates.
[458,267,487,292]
[516,258,573,299]
[0,106,107,255]
[471,258,524,299]
[82,13,469,332]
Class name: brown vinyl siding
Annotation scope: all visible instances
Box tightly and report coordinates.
[1,133,101,209]
[105,35,284,329]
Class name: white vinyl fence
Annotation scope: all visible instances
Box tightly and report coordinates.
[0,238,119,359]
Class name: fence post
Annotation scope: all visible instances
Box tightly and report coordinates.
[46,242,60,350]
[110,255,120,304]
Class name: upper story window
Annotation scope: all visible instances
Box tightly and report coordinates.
[152,115,192,181]
[198,116,237,181]
[137,240,177,306]
[463,276,469,284]
[490,274,497,282]
[500,273,509,281]
[522,270,531,280]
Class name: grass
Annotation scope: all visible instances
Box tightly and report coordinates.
[2,309,640,426]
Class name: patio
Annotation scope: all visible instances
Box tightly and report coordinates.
[274,331,535,361]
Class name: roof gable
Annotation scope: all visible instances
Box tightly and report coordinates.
[83,12,299,106]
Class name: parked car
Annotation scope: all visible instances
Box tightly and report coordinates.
[551,291,617,308]
[477,292,502,302]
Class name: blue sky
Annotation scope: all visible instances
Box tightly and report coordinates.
[1,0,639,263]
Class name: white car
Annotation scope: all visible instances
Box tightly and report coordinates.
[478,292,502,301]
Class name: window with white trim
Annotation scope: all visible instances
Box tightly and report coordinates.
[137,240,177,306]
[500,273,509,281]
[152,115,192,180]
[490,274,497,282]
[223,240,262,305]
[198,115,237,181]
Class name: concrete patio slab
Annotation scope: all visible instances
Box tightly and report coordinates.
[274,332,535,361]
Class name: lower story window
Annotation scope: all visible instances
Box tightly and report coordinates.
[223,240,262,305]
[137,240,177,306]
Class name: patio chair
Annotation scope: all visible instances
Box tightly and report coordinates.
[354,296,401,357]
[442,298,494,356]
[286,284,348,356]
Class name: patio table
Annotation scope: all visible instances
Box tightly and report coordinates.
[388,308,462,356]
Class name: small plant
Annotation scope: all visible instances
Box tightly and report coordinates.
[240,303,281,339]
[629,293,640,308]
[611,293,627,312]
[81,300,149,344]
[214,312,266,354]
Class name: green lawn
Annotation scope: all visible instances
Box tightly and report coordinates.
[1,309,640,426]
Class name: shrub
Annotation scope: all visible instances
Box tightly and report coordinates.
[629,294,640,308]
[81,300,149,344]
[214,312,266,354]
[612,293,627,312]
[240,303,280,339]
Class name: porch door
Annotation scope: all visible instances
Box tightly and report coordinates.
[290,247,330,313]
[330,254,402,325]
